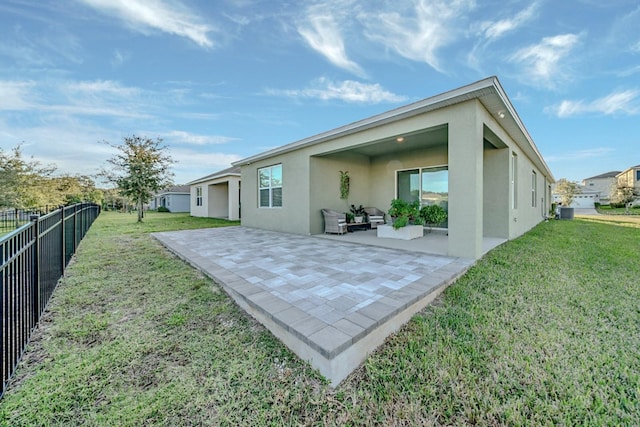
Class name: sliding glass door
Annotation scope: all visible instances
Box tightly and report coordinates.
[397,166,448,226]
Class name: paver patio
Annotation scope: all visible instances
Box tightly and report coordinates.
[153,226,475,386]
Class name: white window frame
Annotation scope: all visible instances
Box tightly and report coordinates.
[258,164,282,208]
[196,186,203,207]
[532,171,537,208]
[511,152,518,209]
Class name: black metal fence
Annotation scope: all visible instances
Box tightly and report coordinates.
[0,207,59,236]
[1,203,100,399]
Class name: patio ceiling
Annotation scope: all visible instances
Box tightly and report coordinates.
[316,124,448,158]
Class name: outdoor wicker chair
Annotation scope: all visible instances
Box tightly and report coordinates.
[321,209,347,235]
[363,207,385,229]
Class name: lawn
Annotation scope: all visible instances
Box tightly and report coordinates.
[1,212,639,425]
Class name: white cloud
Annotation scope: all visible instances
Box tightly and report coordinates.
[479,3,538,41]
[510,33,581,88]
[77,0,215,47]
[0,80,37,110]
[171,148,243,183]
[163,130,239,145]
[266,77,407,103]
[359,0,474,73]
[297,11,365,77]
[111,49,131,67]
[546,89,640,117]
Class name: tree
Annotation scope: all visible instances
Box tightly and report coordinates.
[101,135,174,222]
[555,178,580,206]
[610,184,639,207]
[0,145,56,209]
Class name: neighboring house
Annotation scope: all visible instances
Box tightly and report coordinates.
[188,166,241,220]
[233,76,554,259]
[616,165,640,191]
[581,171,620,205]
[616,165,640,205]
[552,186,599,209]
[149,185,190,212]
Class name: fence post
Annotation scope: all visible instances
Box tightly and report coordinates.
[29,215,40,325]
[60,206,66,272]
[73,204,78,253]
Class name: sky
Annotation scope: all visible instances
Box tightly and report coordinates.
[1,0,639,186]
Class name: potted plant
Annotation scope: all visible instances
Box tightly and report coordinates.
[388,199,422,229]
[345,212,355,223]
[419,204,447,232]
[350,204,366,223]
[378,199,423,240]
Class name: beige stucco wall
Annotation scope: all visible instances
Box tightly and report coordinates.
[241,152,311,234]
[309,153,371,235]
[483,146,510,238]
[190,185,207,217]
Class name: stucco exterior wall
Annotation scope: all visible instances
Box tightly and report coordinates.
[241,152,311,234]
[483,146,510,238]
[190,185,207,217]
[309,153,371,235]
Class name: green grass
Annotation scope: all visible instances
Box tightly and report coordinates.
[597,205,640,215]
[2,212,640,425]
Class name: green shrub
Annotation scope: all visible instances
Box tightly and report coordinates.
[419,205,447,228]
[157,206,170,212]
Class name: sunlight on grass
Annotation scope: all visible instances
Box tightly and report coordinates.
[1,213,639,425]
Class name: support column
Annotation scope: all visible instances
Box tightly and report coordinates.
[228,177,241,221]
[447,102,484,259]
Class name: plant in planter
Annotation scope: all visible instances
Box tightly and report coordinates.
[388,199,422,229]
[345,212,355,223]
[419,204,447,232]
[350,204,366,223]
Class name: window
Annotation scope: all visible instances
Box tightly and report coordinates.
[258,164,282,208]
[532,171,537,207]
[636,170,640,181]
[196,186,203,206]
[511,152,518,209]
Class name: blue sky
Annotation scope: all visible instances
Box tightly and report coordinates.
[1,0,639,185]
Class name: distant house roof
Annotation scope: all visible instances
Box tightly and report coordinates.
[156,185,190,195]
[584,171,621,180]
[615,165,640,178]
[187,166,241,185]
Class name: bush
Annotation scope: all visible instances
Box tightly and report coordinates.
[157,206,170,212]
[419,205,447,228]
[594,202,601,208]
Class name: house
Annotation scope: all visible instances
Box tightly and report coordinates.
[188,166,241,220]
[581,171,620,205]
[616,165,640,191]
[615,165,640,206]
[233,76,554,260]
[149,185,190,212]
